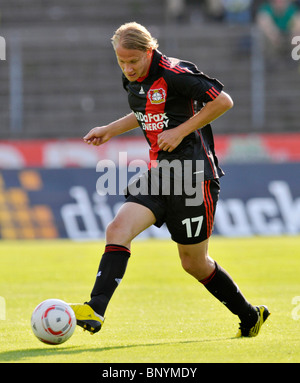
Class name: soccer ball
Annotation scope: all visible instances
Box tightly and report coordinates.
[31,299,76,345]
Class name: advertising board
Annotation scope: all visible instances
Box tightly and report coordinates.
[0,163,299,239]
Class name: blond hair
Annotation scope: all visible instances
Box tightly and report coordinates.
[111,22,159,52]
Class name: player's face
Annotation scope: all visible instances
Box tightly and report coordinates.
[115,44,152,82]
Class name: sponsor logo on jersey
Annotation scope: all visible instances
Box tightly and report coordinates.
[147,88,166,104]
[134,111,169,131]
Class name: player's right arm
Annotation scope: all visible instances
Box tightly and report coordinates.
[83,112,139,146]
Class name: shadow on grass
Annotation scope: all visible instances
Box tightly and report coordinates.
[0,337,236,362]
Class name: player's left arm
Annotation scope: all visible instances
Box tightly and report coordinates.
[157,91,233,152]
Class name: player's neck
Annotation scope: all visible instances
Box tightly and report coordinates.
[137,50,154,82]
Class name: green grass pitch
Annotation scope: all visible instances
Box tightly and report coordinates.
[0,236,300,363]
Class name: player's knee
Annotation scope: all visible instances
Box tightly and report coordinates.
[105,218,132,246]
[180,257,212,280]
[181,262,194,277]
[106,219,122,240]
[180,253,198,276]
[179,247,213,280]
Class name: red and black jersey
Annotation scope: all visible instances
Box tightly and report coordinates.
[122,49,225,180]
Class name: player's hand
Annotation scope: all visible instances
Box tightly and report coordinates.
[83,126,111,146]
[157,129,183,152]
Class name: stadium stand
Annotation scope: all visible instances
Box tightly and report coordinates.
[0,1,299,138]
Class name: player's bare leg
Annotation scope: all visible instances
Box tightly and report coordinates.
[177,239,214,281]
[105,202,156,249]
[177,241,270,337]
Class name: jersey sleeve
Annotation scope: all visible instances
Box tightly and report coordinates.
[168,69,224,104]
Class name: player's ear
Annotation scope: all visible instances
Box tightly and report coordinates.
[147,48,153,57]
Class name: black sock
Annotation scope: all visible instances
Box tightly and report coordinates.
[88,244,131,316]
[200,262,258,326]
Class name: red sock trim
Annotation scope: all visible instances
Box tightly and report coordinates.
[199,267,217,285]
[105,244,131,255]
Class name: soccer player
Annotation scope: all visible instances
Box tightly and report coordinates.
[70,22,270,337]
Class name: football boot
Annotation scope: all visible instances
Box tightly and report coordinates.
[69,303,104,334]
[236,305,270,337]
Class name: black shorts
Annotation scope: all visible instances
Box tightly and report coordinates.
[125,174,220,245]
